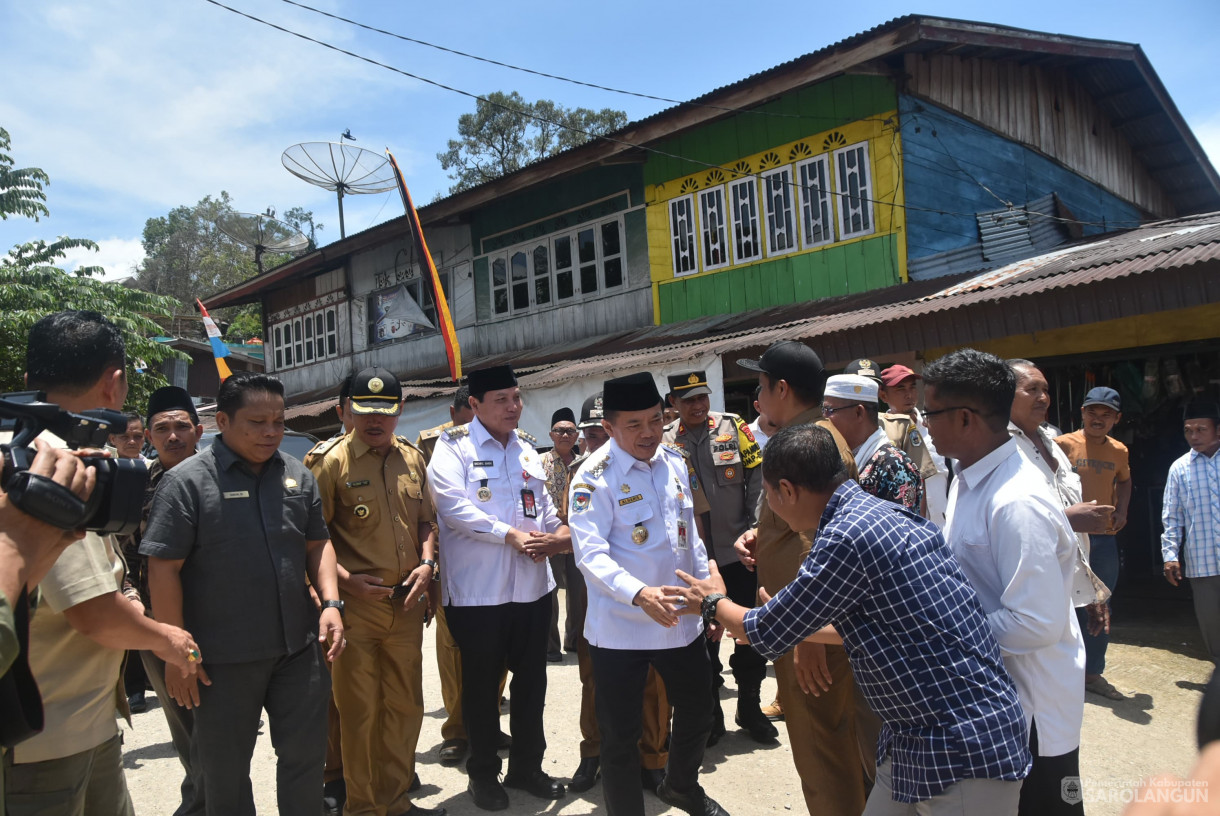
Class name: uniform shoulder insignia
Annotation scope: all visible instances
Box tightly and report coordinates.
[721,411,743,421]
[395,434,423,452]
[589,451,612,478]
[661,441,687,458]
[515,428,538,446]
[568,451,591,474]
[444,425,470,441]
[418,425,443,441]
[306,435,343,459]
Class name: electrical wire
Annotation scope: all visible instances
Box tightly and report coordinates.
[276,0,894,126]
[203,0,1148,232]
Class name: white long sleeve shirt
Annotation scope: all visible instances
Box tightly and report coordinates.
[426,417,559,606]
[568,438,709,650]
[944,438,1085,757]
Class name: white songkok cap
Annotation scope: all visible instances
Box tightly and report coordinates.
[824,374,878,403]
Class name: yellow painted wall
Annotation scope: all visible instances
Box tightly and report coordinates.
[924,302,1220,361]
[645,113,907,286]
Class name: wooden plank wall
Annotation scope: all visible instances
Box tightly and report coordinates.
[905,53,1173,217]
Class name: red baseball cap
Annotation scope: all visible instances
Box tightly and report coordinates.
[880,364,920,387]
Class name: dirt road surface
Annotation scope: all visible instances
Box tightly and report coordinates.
[121,594,1212,815]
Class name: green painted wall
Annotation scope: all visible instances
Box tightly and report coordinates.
[470,165,644,251]
[656,233,900,323]
[644,75,897,187]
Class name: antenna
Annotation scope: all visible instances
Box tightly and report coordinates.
[216,212,311,274]
[282,142,397,238]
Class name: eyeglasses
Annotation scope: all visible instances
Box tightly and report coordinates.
[820,403,864,416]
[551,428,579,436]
[921,406,980,419]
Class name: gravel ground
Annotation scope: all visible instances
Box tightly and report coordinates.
[120,593,1213,815]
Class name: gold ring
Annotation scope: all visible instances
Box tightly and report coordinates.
[188,649,201,663]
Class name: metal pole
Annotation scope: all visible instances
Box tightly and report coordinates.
[337,186,347,239]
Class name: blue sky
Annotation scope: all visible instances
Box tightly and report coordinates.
[2,0,1218,280]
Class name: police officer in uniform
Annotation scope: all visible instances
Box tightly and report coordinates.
[662,371,774,744]
[310,367,445,816]
[426,364,567,810]
[569,372,728,816]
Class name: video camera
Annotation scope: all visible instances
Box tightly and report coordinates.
[0,391,148,536]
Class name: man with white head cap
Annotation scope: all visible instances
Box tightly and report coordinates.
[822,375,924,512]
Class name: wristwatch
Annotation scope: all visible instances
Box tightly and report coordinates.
[420,558,440,582]
[700,593,727,628]
[322,599,345,618]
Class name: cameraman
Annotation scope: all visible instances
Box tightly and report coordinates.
[3,311,201,816]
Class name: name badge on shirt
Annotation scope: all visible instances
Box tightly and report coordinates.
[521,489,538,519]
[223,490,250,499]
[677,520,689,550]
[473,460,494,467]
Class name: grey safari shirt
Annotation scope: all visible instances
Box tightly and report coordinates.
[141,437,330,664]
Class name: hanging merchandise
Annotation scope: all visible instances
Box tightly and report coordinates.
[1142,359,1160,402]
[1163,357,1186,399]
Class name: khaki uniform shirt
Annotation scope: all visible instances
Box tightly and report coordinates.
[663,412,762,565]
[311,435,436,594]
[880,412,939,481]
[415,421,455,465]
[755,409,858,596]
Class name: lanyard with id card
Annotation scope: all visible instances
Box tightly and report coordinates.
[521,489,538,519]
[677,519,689,550]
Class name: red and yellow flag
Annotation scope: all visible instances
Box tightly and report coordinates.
[385,150,462,381]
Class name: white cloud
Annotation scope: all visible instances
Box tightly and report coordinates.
[61,236,146,281]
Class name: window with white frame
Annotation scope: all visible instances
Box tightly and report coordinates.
[271,304,340,370]
[796,155,834,248]
[729,177,762,264]
[762,166,797,256]
[368,272,452,345]
[698,187,729,270]
[668,195,698,276]
[488,216,626,317]
[834,141,874,239]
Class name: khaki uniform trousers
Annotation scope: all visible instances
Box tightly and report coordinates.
[774,643,880,816]
[333,597,425,816]
[573,586,669,769]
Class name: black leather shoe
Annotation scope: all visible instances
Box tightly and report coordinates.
[467,777,509,811]
[640,766,665,793]
[569,756,601,793]
[409,772,421,792]
[735,707,779,743]
[658,778,730,816]
[322,778,346,816]
[496,730,512,751]
[127,692,147,714]
[395,806,447,816]
[438,738,468,765]
[503,769,565,800]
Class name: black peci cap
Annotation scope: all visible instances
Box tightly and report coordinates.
[349,366,403,415]
[739,341,826,387]
[603,372,663,413]
[468,365,517,396]
[666,371,712,399]
[1184,400,1220,422]
[146,386,199,426]
[579,392,605,429]
[550,407,576,427]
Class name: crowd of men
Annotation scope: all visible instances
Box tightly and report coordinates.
[0,309,1217,816]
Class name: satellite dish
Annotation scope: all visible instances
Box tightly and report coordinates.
[216,212,311,274]
[282,142,397,239]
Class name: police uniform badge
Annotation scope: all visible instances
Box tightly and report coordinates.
[909,429,923,447]
[354,504,370,518]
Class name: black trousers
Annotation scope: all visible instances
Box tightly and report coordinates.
[1019,719,1085,816]
[707,561,768,691]
[445,595,551,780]
[590,635,713,816]
[192,642,329,816]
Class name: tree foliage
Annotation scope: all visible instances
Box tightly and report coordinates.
[0,127,183,409]
[438,91,628,194]
[133,193,321,335]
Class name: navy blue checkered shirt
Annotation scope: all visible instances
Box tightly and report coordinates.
[743,481,1031,803]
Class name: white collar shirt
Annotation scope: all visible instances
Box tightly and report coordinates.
[912,409,950,526]
[568,438,709,650]
[426,416,559,606]
[944,438,1085,756]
